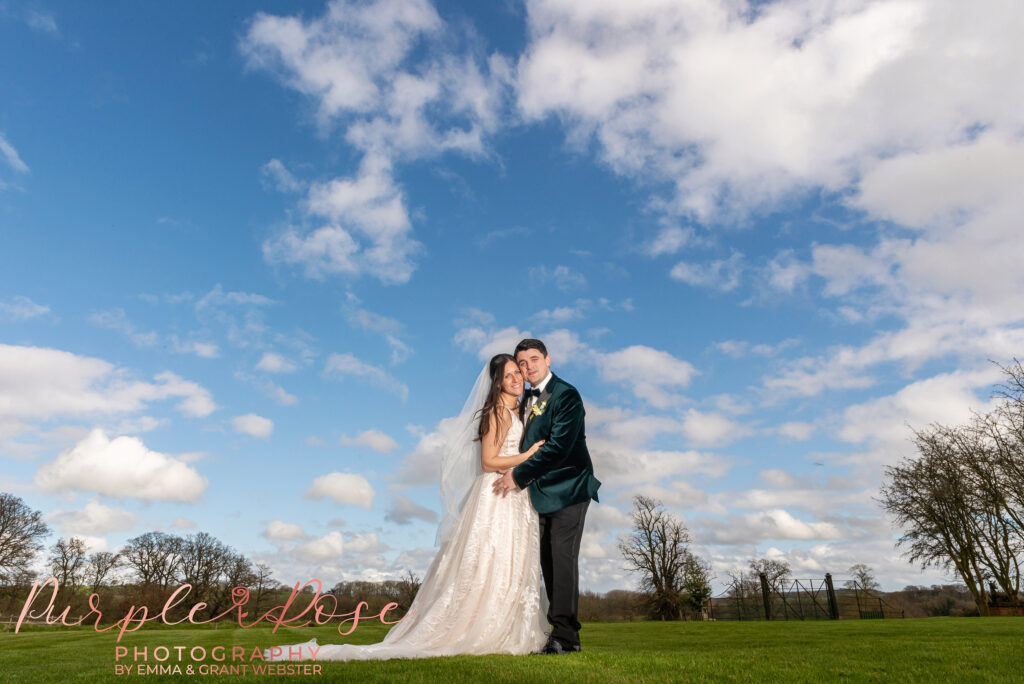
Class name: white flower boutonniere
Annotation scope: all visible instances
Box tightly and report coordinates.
[530,401,547,419]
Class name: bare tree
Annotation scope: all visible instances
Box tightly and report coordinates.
[251,561,276,615]
[880,425,991,615]
[179,532,231,600]
[748,558,791,591]
[0,493,50,585]
[844,564,880,593]
[86,551,121,593]
[122,532,181,589]
[619,495,697,620]
[395,569,421,612]
[47,537,88,591]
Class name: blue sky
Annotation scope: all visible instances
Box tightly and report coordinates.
[2,0,1023,592]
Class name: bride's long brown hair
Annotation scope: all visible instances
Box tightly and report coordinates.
[475,353,517,443]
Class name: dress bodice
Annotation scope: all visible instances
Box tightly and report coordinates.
[501,405,523,458]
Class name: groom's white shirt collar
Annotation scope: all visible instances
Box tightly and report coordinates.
[531,372,553,395]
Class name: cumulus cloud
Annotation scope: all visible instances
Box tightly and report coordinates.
[232,414,274,439]
[263,156,421,285]
[0,344,217,421]
[777,421,815,441]
[294,530,346,562]
[699,509,844,545]
[263,520,308,541]
[838,367,1000,460]
[305,472,376,509]
[595,344,697,408]
[256,352,298,373]
[517,0,1024,219]
[260,159,304,193]
[244,0,512,285]
[34,429,208,502]
[46,499,138,535]
[339,429,399,453]
[324,352,409,400]
[385,492,439,524]
[670,252,744,292]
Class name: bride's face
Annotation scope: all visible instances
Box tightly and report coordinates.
[500,360,524,397]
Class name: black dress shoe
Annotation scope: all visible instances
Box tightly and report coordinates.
[542,639,579,655]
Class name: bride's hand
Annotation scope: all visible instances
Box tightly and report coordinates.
[527,440,545,456]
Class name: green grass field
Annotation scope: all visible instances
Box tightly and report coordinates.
[2,618,1023,682]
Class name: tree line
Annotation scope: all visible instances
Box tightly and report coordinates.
[880,360,1024,615]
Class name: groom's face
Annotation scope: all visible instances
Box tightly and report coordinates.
[516,349,551,387]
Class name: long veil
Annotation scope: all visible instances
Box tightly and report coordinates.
[435,363,491,546]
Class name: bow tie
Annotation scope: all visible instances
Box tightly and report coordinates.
[525,388,541,398]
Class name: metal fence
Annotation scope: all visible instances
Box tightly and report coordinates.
[708,573,904,621]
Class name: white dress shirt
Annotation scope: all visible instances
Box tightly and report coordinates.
[526,372,553,413]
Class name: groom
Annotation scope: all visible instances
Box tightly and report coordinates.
[492,338,601,655]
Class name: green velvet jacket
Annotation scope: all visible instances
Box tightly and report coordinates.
[512,373,601,514]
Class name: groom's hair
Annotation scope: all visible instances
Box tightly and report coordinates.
[515,338,548,357]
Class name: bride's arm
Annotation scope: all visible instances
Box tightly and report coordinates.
[480,412,545,472]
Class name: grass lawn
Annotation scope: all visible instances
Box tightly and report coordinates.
[2,618,1023,682]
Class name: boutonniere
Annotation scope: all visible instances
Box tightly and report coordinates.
[531,401,547,418]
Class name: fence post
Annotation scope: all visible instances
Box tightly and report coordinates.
[759,573,772,621]
[824,573,839,620]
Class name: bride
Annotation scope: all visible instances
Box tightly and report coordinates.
[266,353,549,660]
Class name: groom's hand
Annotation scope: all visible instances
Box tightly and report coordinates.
[491,469,520,497]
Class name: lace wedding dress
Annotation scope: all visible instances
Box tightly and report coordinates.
[265,406,548,661]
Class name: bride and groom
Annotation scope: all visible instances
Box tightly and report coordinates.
[266,338,601,660]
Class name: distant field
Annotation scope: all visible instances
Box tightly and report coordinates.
[2,618,1023,682]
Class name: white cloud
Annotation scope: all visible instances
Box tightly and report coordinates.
[0,133,30,174]
[34,429,208,502]
[305,472,376,509]
[680,409,749,448]
[595,344,697,408]
[170,517,197,530]
[346,303,412,364]
[0,344,217,421]
[670,252,744,292]
[294,531,346,562]
[385,492,438,524]
[339,429,399,453]
[244,0,512,286]
[263,520,308,541]
[24,10,59,36]
[232,414,274,439]
[0,295,49,321]
[517,0,1024,220]
[454,324,531,362]
[46,499,138,535]
[171,338,220,359]
[260,159,304,193]
[89,309,159,347]
[838,367,999,456]
[590,440,728,488]
[263,158,421,285]
[529,265,587,291]
[256,352,298,373]
[324,352,409,400]
[777,421,815,441]
[700,508,844,545]
[643,225,692,257]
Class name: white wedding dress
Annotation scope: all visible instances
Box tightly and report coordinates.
[266,407,548,661]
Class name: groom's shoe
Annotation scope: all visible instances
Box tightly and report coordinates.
[542,638,578,655]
